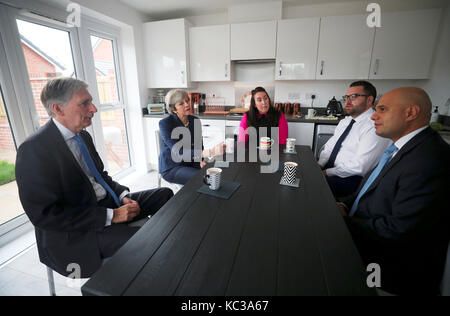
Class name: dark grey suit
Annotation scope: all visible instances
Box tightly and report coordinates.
[342,127,450,295]
[16,120,173,278]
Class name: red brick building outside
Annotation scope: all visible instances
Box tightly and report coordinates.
[0,39,59,156]
[0,37,130,174]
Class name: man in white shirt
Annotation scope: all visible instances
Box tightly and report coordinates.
[15,78,173,278]
[318,81,391,198]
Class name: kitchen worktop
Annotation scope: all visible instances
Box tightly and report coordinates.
[143,113,341,125]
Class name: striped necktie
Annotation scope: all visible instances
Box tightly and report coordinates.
[73,135,120,207]
[349,144,398,217]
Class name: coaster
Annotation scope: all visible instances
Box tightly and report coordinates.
[197,181,241,199]
[283,149,297,154]
[279,177,300,188]
[214,161,230,168]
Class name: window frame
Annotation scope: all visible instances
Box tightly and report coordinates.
[0,1,136,249]
[79,17,135,178]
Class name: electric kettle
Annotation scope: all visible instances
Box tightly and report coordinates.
[326,97,343,116]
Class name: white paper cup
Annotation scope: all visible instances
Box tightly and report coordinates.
[282,162,298,184]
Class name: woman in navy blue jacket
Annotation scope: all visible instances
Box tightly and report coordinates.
[159,89,224,185]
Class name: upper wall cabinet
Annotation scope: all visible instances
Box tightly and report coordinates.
[143,18,192,88]
[369,9,441,79]
[231,21,277,60]
[316,14,375,80]
[276,17,320,80]
[189,24,231,82]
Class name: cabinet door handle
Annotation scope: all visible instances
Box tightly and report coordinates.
[374,59,380,75]
[225,63,228,78]
[279,62,282,77]
[320,60,324,75]
[202,124,210,127]
[180,70,185,84]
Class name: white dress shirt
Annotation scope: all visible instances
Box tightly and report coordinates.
[318,108,392,178]
[53,119,128,226]
[391,125,429,159]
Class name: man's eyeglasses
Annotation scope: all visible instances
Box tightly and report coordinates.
[342,94,368,101]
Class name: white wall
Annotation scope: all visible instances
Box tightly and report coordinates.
[421,3,450,114]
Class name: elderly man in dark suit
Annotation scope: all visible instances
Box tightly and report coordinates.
[15,78,173,278]
[337,87,450,295]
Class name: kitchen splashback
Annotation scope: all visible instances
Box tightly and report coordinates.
[234,83,274,109]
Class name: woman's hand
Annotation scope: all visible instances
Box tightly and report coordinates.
[211,142,226,156]
[201,142,226,159]
[200,160,207,168]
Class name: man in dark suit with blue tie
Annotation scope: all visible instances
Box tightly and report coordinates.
[337,87,450,295]
[15,78,173,278]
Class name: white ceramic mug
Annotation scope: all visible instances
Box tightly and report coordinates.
[225,138,234,154]
[286,138,296,152]
[307,109,317,118]
[203,168,222,190]
[259,137,274,150]
[283,162,298,184]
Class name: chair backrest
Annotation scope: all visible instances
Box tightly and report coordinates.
[441,242,450,296]
[155,130,162,157]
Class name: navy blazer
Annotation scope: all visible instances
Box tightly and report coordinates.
[343,127,450,295]
[15,120,128,277]
[158,114,203,174]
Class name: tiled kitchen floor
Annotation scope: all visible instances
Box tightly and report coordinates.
[0,170,181,296]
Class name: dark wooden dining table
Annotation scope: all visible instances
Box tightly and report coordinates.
[82,145,375,296]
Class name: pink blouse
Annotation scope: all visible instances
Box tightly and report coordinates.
[238,112,288,144]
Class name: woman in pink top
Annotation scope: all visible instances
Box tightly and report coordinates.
[238,87,288,144]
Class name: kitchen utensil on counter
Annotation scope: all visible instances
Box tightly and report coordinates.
[293,103,300,116]
[275,103,283,112]
[284,102,292,116]
[153,89,166,104]
[204,105,229,115]
[229,107,249,114]
[326,97,344,116]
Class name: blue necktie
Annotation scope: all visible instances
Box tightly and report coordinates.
[349,144,398,217]
[324,119,356,169]
[73,135,121,207]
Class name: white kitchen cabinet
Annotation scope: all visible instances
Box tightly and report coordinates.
[276,18,320,80]
[189,25,231,82]
[231,21,277,60]
[369,9,441,79]
[316,14,375,80]
[288,122,315,148]
[143,117,162,170]
[143,18,192,88]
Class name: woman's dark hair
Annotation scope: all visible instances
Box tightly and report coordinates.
[247,87,280,127]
